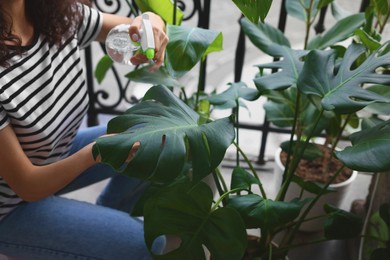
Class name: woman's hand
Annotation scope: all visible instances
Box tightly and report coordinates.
[129,12,168,71]
[94,137,140,164]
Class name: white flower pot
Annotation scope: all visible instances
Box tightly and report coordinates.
[273,147,358,232]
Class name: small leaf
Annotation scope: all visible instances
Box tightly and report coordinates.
[240,17,291,55]
[355,28,382,52]
[324,204,363,239]
[233,0,273,23]
[292,175,336,195]
[307,13,365,50]
[230,166,260,190]
[227,194,302,230]
[208,82,259,110]
[165,25,223,78]
[335,119,390,172]
[280,140,323,161]
[94,55,113,84]
[285,0,321,22]
[135,0,184,25]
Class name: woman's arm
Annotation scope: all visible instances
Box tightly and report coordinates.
[97,12,168,69]
[0,124,96,202]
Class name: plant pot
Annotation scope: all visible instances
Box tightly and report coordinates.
[273,147,358,232]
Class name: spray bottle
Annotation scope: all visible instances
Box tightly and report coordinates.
[105,14,155,65]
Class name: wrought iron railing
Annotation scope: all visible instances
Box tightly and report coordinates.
[85,0,210,126]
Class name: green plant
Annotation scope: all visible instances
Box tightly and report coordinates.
[94,0,390,259]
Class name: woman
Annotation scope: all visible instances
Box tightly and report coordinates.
[0,0,168,259]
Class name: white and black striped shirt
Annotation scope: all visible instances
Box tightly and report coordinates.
[0,4,102,220]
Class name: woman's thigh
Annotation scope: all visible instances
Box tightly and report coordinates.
[0,196,164,260]
[57,125,113,195]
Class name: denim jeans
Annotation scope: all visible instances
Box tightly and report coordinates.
[0,125,165,260]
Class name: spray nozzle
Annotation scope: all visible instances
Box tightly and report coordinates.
[135,14,155,61]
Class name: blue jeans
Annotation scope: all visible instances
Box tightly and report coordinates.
[0,125,165,260]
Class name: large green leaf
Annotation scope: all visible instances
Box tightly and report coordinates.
[335,119,390,172]
[324,204,363,239]
[165,25,223,78]
[233,0,273,23]
[135,0,184,25]
[298,42,390,114]
[93,85,235,183]
[254,46,308,93]
[227,194,302,230]
[143,182,247,260]
[307,13,365,50]
[207,82,260,110]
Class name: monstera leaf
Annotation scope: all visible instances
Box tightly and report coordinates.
[227,194,303,231]
[207,82,260,110]
[93,85,235,183]
[298,42,390,114]
[253,45,308,94]
[335,119,390,172]
[143,182,247,260]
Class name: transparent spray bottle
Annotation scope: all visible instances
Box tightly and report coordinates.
[105,14,155,65]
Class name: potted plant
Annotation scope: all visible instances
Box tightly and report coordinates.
[238,1,379,232]
[93,0,390,259]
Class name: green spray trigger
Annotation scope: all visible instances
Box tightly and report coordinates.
[134,14,155,61]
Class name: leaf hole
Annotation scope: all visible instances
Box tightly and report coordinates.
[161,134,166,148]
[159,235,182,254]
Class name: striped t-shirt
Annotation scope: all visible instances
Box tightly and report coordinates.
[0,4,103,220]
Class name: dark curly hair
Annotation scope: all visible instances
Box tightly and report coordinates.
[0,0,91,67]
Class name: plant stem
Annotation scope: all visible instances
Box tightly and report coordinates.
[195,61,206,110]
[303,0,315,49]
[235,100,240,166]
[277,90,302,201]
[331,113,351,153]
[214,168,228,194]
[276,108,325,202]
[180,87,189,104]
[211,187,243,211]
[233,142,267,198]
[284,165,344,246]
